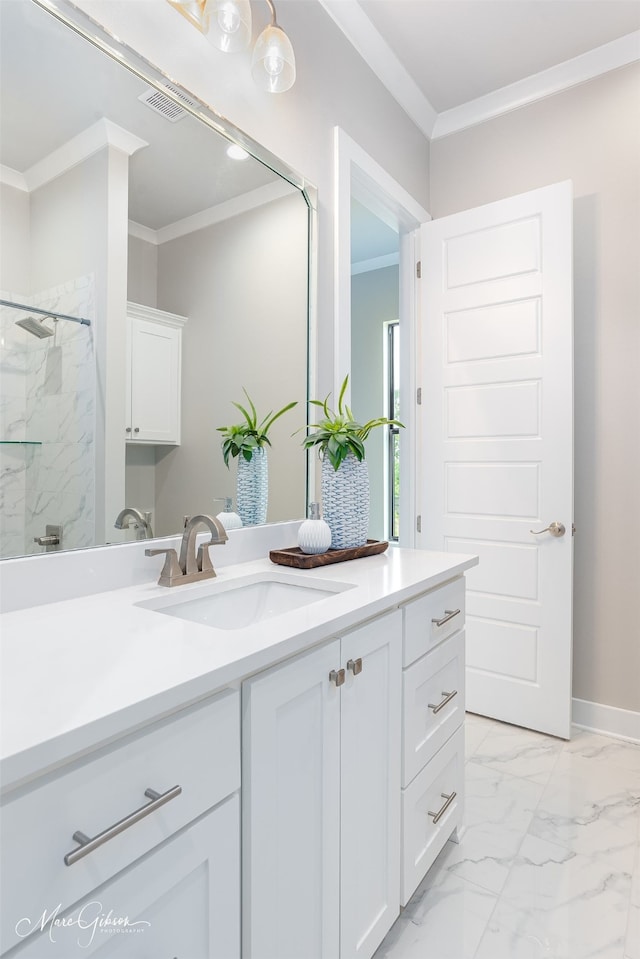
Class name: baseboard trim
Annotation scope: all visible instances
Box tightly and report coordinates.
[572,698,640,744]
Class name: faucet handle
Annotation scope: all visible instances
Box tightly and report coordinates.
[145,548,182,587]
[197,543,216,577]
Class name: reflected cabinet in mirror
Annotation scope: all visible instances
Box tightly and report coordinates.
[0,0,311,560]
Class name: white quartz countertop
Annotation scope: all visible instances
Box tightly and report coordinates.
[0,548,477,791]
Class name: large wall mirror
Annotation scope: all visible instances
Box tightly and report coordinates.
[0,0,313,560]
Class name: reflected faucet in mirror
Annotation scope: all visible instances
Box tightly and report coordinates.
[114,507,154,541]
[146,514,228,587]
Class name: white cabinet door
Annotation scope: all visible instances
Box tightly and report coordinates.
[421,181,574,738]
[340,610,402,959]
[11,795,240,959]
[243,640,341,959]
[128,317,181,444]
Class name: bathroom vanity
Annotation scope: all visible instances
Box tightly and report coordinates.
[0,546,476,958]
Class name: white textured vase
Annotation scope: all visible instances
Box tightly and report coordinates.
[321,453,370,550]
[297,503,332,554]
[236,447,268,526]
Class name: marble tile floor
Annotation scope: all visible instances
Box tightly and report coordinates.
[376,713,640,959]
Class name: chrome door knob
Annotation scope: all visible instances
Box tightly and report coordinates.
[529,521,566,537]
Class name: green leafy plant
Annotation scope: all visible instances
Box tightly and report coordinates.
[302,375,404,471]
[218,390,297,467]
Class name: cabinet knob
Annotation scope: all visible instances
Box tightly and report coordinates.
[329,668,346,687]
[134,427,140,433]
[125,427,132,433]
[347,658,363,676]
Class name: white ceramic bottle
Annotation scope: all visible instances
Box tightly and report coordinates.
[216,497,243,531]
[297,502,332,554]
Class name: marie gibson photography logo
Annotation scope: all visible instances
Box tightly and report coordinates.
[15,901,151,949]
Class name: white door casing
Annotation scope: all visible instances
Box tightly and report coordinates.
[421,181,574,738]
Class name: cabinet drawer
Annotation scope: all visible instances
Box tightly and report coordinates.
[403,577,465,667]
[403,631,465,787]
[0,689,239,955]
[401,726,464,907]
[10,794,240,958]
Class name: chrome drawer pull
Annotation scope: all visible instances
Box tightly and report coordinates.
[428,690,458,714]
[428,791,457,825]
[64,785,182,866]
[431,608,461,628]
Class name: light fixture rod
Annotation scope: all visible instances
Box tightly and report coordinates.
[0,298,92,327]
[265,0,277,25]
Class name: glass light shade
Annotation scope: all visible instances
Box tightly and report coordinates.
[251,23,296,93]
[204,0,252,52]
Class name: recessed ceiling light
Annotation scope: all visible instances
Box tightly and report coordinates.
[227,144,250,160]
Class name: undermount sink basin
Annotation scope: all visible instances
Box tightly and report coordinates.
[138,573,355,630]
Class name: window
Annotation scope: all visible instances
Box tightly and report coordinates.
[385,321,400,542]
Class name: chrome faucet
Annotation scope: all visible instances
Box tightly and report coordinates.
[114,507,154,540]
[145,514,228,587]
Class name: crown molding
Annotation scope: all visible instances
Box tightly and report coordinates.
[9,120,149,194]
[127,301,188,328]
[129,180,297,246]
[317,1,640,143]
[317,0,438,139]
[0,165,28,192]
[351,252,399,275]
[128,220,159,246]
[432,31,640,140]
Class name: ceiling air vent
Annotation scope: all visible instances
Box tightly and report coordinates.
[138,83,197,123]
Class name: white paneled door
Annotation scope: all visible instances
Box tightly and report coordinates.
[421,181,573,738]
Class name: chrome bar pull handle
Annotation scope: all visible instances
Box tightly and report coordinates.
[431,608,461,628]
[428,690,458,714]
[64,785,182,866]
[329,668,346,687]
[347,658,363,676]
[529,521,565,537]
[428,791,457,824]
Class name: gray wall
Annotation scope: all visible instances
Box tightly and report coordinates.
[30,152,108,294]
[430,63,640,713]
[128,235,158,309]
[0,183,29,292]
[147,192,308,535]
[351,265,399,540]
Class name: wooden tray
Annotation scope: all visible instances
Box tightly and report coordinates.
[269,539,389,569]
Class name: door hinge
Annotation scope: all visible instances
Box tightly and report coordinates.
[416,387,422,405]
[572,523,576,536]
[416,515,422,533]
[416,260,422,279]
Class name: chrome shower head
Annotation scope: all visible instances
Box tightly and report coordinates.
[15,315,55,339]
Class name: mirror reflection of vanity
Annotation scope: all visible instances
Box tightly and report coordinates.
[0,0,313,560]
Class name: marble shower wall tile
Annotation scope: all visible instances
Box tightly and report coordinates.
[1,278,96,556]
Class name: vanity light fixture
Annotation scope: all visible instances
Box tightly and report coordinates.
[227,144,250,160]
[251,0,296,93]
[167,0,296,93]
[206,0,252,52]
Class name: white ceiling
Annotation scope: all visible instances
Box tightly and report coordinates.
[319,0,640,137]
